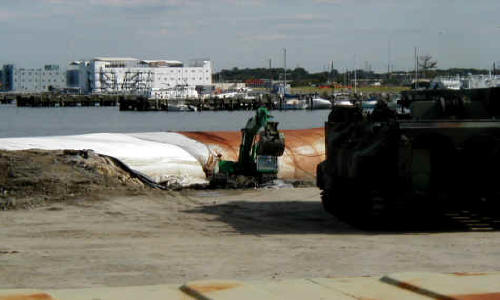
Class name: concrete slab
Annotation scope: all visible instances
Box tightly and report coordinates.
[2,272,500,300]
[0,285,191,300]
[310,276,429,300]
[256,278,356,300]
[382,272,500,299]
[181,280,281,300]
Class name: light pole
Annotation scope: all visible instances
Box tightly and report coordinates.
[353,54,357,94]
[282,48,287,97]
[414,47,419,89]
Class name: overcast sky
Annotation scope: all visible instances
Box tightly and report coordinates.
[0,0,498,72]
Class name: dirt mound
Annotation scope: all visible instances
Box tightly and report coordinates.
[0,149,146,209]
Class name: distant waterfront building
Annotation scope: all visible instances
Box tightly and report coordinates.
[1,64,68,92]
[1,57,212,97]
[77,57,212,95]
[430,75,500,90]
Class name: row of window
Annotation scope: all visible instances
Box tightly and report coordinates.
[14,79,61,83]
[17,86,57,90]
[17,72,60,76]
[155,77,210,81]
[102,69,209,74]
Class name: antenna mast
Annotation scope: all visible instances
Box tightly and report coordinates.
[283,48,287,97]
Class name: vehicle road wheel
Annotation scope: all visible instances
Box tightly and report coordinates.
[321,189,335,214]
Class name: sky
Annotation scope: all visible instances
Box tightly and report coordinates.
[0,0,499,73]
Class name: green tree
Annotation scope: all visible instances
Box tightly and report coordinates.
[418,55,438,78]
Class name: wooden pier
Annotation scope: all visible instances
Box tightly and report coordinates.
[0,92,336,111]
[118,95,278,111]
[0,94,16,104]
[11,94,119,107]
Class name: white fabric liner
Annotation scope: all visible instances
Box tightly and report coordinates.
[0,132,210,186]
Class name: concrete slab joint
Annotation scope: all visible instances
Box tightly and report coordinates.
[1,272,500,300]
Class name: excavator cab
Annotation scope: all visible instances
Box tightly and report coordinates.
[255,121,285,175]
[211,107,285,186]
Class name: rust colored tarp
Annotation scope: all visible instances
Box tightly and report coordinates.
[180,128,325,180]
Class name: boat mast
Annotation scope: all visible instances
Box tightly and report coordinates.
[268,58,272,92]
[283,48,287,98]
[354,54,357,94]
[414,47,419,89]
[387,39,391,76]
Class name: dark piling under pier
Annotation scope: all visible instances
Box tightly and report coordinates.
[11,94,119,107]
[1,92,344,111]
[118,95,279,111]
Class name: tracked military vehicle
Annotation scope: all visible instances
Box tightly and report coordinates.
[316,87,500,222]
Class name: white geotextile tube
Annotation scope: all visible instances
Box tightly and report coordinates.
[0,133,209,186]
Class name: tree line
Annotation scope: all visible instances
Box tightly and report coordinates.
[214,63,491,86]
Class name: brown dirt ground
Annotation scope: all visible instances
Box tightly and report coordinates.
[0,149,146,209]
[0,150,499,289]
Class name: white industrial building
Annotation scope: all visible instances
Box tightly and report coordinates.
[1,64,68,92]
[430,75,500,90]
[76,57,212,98]
[2,57,212,98]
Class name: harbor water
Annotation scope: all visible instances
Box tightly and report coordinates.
[0,105,329,138]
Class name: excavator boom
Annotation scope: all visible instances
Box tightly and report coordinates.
[211,107,285,186]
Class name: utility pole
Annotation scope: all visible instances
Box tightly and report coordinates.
[330,60,334,84]
[283,48,287,97]
[414,47,419,89]
[354,68,357,94]
[387,39,391,77]
[268,58,272,91]
[327,63,330,84]
[346,68,349,88]
[354,55,357,94]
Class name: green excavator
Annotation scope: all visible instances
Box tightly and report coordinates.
[211,107,286,186]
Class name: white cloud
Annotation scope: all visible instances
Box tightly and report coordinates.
[37,0,199,7]
[0,10,12,21]
[220,0,263,5]
[40,0,265,7]
[88,0,192,6]
[240,33,289,41]
[0,9,48,21]
[294,13,317,21]
[313,0,343,3]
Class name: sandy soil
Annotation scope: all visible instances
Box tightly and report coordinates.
[0,149,145,209]
[1,187,500,289]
